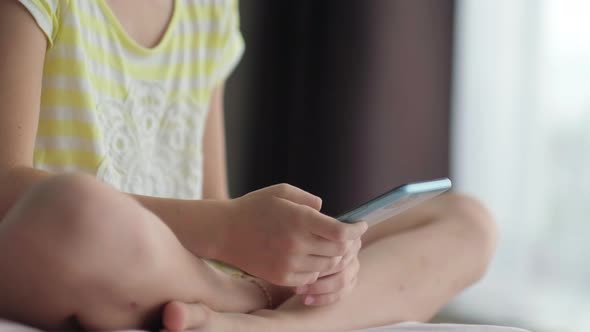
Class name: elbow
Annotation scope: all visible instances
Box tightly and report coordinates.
[0,165,44,220]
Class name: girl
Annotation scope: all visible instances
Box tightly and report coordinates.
[0,0,497,331]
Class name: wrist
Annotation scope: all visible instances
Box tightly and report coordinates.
[198,198,238,262]
[206,198,238,262]
[172,199,232,260]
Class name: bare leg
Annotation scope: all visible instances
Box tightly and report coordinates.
[0,174,265,331]
[168,193,498,332]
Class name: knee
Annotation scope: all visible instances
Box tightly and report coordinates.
[442,192,498,240]
[0,175,166,330]
[439,192,498,278]
[11,174,159,267]
[24,173,117,225]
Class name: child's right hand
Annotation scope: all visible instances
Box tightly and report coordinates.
[216,183,368,287]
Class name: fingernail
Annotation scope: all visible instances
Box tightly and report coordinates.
[295,285,309,294]
[311,272,320,283]
[304,296,315,305]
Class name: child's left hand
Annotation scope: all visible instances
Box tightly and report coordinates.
[294,238,362,305]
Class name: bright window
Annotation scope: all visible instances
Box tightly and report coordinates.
[449,1,590,331]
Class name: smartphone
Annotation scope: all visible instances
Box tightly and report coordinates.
[337,178,452,227]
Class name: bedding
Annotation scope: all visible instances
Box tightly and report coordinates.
[0,319,530,332]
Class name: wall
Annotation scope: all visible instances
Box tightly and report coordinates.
[225,0,454,215]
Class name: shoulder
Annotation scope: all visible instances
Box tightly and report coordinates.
[16,0,72,48]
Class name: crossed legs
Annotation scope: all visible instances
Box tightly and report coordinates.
[163,193,498,332]
[0,174,497,332]
[0,174,263,331]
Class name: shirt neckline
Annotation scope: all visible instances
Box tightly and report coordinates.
[96,0,180,55]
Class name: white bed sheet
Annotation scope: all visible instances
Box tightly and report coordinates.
[352,322,530,331]
[0,319,530,332]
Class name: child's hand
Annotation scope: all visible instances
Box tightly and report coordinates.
[217,183,368,287]
[294,238,362,305]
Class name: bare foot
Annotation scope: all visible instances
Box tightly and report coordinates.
[254,278,296,308]
[199,263,269,313]
[162,302,293,332]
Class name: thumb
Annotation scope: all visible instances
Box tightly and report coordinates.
[268,183,322,211]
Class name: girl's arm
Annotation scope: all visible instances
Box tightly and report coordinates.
[0,0,48,218]
[202,84,231,200]
[0,0,226,260]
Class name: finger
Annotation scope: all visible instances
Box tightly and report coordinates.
[291,254,342,273]
[302,271,359,305]
[302,292,343,306]
[340,251,357,270]
[352,238,362,254]
[298,270,347,295]
[319,252,349,277]
[342,239,362,265]
[323,237,361,271]
[318,238,361,277]
[163,301,210,331]
[319,253,350,277]
[307,234,351,256]
[269,183,322,211]
[278,199,366,242]
[309,216,368,242]
[278,271,320,287]
[307,258,360,294]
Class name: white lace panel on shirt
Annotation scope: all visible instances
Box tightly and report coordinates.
[96,81,206,199]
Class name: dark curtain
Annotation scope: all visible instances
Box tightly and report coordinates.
[225,0,454,216]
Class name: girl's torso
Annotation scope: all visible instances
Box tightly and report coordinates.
[19,0,244,199]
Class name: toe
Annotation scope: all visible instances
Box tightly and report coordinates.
[163,301,186,331]
[163,301,210,331]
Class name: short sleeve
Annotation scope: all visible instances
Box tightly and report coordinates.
[210,0,245,86]
[18,0,62,48]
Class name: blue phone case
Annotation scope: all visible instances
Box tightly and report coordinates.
[337,178,452,226]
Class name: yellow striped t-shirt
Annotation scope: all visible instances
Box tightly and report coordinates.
[19,0,244,199]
